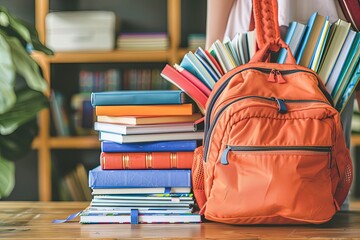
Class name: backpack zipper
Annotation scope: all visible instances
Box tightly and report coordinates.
[220,145,332,168]
[205,67,333,136]
[203,96,330,162]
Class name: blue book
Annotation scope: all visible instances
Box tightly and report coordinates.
[101,140,198,152]
[91,90,187,106]
[296,12,318,63]
[89,166,191,188]
[180,51,216,89]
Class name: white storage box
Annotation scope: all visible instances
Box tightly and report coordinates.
[46,11,116,51]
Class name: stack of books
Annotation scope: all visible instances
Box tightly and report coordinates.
[160,12,359,114]
[117,32,169,50]
[80,90,203,224]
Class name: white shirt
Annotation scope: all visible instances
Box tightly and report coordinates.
[224,0,342,40]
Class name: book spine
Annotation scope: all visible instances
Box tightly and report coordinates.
[88,167,192,188]
[91,91,184,106]
[101,140,197,152]
[100,152,194,170]
[95,104,193,116]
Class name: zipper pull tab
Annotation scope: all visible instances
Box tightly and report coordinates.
[275,70,286,83]
[268,69,276,82]
[220,146,230,165]
[275,98,288,114]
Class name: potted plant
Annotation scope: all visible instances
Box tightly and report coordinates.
[0,7,53,198]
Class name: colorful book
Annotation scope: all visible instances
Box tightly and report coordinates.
[95,103,193,116]
[298,13,328,68]
[101,140,198,153]
[91,187,191,195]
[91,90,187,106]
[98,131,204,144]
[88,166,191,188]
[194,49,221,81]
[336,61,360,113]
[173,64,212,97]
[97,113,203,125]
[338,0,360,31]
[100,151,194,169]
[161,64,208,114]
[94,122,196,135]
[194,47,222,79]
[179,51,217,89]
[325,30,357,93]
[80,212,201,224]
[318,19,351,83]
[332,34,360,105]
[82,206,193,214]
[310,19,331,71]
[209,40,237,73]
[296,12,318,63]
[204,49,224,75]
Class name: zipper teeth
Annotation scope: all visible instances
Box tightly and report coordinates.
[205,67,333,135]
[203,97,330,161]
[228,146,331,152]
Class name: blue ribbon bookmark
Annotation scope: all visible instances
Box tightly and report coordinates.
[52,211,82,223]
[164,187,171,194]
[130,209,139,224]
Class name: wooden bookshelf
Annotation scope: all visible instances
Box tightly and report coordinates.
[32,0,185,201]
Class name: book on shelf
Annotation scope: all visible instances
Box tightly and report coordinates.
[71,93,96,135]
[91,187,192,195]
[79,69,121,93]
[95,103,193,116]
[161,64,208,114]
[91,90,187,106]
[98,131,204,144]
[277,21,306,64]
[50,90,70,136]
[101,140,198,153]
[88,166,191,188]
[100,151,194,170]
[318,19,351,83]
[80,211,201,224]
[298,13,328,68]
[179,51,217,89]
[97,112,203,125]
[117,32,169,50]
[325,30,357,94]
[94,122,196,135]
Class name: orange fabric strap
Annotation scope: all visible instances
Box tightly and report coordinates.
[252,0,281,51]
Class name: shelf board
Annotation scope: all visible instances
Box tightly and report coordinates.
[33,136,100,149]
[42,50,171,63]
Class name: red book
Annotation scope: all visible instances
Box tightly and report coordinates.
[161,64,208,114]
[174,64,211,97]
[100,152,194,169]
[338,0,360,31]
[205,49,225,75]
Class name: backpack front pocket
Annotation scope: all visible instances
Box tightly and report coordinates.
[206,145,337,224]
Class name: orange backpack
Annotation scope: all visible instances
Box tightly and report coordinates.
[192,0,353,224]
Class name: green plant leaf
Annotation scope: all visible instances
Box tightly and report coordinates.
[0,34,16,114]
[0,30,48,94]
[0,156,15,199]
[0,87,48,135]
[0,7,31,43]
[20,20,53,55]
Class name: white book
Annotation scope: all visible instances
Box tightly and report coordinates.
[94,122,196,135]
[99,131,204,144]
[83,206,192,214]
[92,187,191,195]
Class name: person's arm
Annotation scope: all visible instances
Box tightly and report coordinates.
[205,0,235,49]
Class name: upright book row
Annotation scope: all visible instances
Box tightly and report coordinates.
[80,90,203,224]
[160,12,359,114]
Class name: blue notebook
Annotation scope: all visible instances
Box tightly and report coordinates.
[101,140,198,153]
[296,12,318,63]
[89,166,191,188]
[91,90,186,106]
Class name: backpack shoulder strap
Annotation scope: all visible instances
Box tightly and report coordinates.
[252,0,281,51]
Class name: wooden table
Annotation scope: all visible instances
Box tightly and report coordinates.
[0,201,360,239]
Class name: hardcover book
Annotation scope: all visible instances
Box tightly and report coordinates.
[161,64,208,114]
[91,90,187,106]
[98,131,204,143]
[95,103,193,116]
[88,166,191,188]
[91,187,191,195]
[101,140,197,153]
[100,151,194,169]
[94,122,196,135]
[97,113,203,125]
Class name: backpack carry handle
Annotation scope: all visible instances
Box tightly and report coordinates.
[249,37,296,64]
